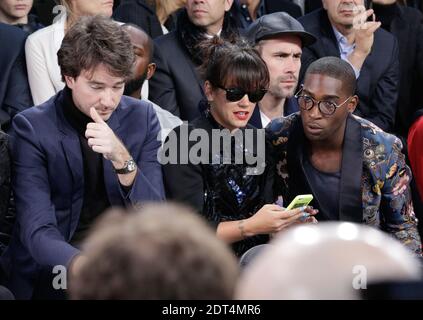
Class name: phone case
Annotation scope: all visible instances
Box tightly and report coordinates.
[286,194,313,210]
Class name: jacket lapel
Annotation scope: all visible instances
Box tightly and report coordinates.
[338,114,363,222]
[320,10,342,57]
[56,93,84,194]
[56,94,84,238]
[178,40,205,97]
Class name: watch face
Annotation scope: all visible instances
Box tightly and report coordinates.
[127,160,136,171]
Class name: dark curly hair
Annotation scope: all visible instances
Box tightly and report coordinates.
[57,15,135,82]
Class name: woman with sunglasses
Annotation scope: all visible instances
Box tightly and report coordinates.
[163,38,317,257]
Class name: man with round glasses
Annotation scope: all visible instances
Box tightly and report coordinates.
[295,84,352,116]
[267,56,422,255]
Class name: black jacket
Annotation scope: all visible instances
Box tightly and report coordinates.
[373,4,423,137]
[298,9,400,132]
[148,10,240,121]
[0,131,10,257]
[230,0,302,29]
[113,0,177,39]
[163,111,274,256]
[0,24,33,130]
[265,0,302,18]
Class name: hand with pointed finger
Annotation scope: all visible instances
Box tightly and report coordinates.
[85,107,130,167]
[353,9,381,56]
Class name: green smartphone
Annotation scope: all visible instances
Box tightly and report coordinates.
[286,194,314,210]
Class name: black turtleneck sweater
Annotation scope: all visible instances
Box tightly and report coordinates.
[62,87,111,246]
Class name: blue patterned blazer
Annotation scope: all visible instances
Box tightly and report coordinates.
[266,112,422,255]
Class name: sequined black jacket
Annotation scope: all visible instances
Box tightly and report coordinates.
[163,113,275,256]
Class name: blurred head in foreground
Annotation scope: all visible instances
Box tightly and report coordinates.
[70,203,239,299]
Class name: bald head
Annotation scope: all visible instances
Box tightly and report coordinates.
[122,23,155,98]
[236,223,422,300]
[122,23,154,63]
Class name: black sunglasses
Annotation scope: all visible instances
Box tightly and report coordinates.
[217,85,267,103]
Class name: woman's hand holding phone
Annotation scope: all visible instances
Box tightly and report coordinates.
[243,196,318,237]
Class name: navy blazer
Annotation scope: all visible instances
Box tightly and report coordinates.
[0,23,33,129]
[299,9,400,132]
[3,90,165,299]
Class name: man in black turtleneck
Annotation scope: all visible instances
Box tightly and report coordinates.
[372,0,423,138]
[61,87,112,245]
[148,0,240,121]
[4,16,165,300]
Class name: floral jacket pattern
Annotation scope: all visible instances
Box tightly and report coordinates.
[266,113,422,255]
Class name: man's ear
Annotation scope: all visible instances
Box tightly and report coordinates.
[64,75,76,89]
[321,0,328,10]
[204,80,214,101]
[225,0,234,12]
[146,63,156,80]
[347,95,359,113]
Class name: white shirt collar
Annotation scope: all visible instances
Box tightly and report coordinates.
[204,29,222,38]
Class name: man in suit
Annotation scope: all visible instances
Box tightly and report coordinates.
[2,16,165,299]
[0,23,32,130]
[230,0,302,29]
[246,12,316,128]
[298,0,400,132]
[267,57,421,255]
[148,0,239,121]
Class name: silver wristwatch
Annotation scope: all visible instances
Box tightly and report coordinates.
[114,159,136,174]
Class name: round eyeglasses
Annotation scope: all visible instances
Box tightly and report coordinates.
[295,86,351,116]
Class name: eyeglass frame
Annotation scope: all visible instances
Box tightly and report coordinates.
[294,85,352,116]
